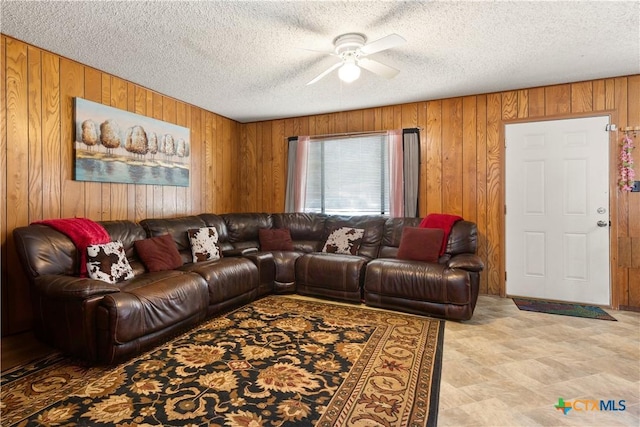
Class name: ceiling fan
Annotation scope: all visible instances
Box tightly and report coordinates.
[306,33,406,85]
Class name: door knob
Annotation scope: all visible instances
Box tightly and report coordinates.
[597,220,609,227]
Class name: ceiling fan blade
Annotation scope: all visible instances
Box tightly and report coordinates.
[297,47,337,56]
[359,33,406,55]
[357,58,400,79]
[307,62,342,85]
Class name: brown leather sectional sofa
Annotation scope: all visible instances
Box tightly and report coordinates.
[13,212,483,364]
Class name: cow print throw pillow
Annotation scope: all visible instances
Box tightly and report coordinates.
[188,227,221,262]
[322,227,365,255]
[86,240,134,284]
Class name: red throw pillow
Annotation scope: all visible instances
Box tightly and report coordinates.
[134,234,183,272]
[396,227,445,263]
[259,228,294,251]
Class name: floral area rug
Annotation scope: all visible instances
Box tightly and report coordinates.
[1,296,444,426]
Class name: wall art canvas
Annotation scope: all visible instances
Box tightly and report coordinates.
[74,98,190,187]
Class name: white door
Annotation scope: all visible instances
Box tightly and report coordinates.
[505,116,610,305]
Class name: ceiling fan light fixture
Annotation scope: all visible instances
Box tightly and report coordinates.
[338,61,361,83]
[306,32,405,85]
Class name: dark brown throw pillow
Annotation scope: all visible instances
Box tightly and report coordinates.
[396,227,445,263]
[134,234,183,272]
[259,228,294,251]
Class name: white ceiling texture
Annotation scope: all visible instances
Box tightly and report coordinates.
[2,1,639,123]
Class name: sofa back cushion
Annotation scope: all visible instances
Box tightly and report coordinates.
[13,220,146,279]
[86,241,135,283]
[100,220,148,275]
[13,224,79,278]
[222,213,273,250]
[259,228,294,251]
[447,220,478,255]
[379,218,478,259]
[197,213,233,252]
[379,218,422,258]
[323,215,386,259]
[322,227,365,255]
[271,213,327,252]
[188,227,222,262]
[396,227,444,262]
[140,216,207,264]
[134,234,183,272]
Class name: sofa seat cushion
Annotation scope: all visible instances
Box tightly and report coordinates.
[100,270,208,344]
[295,252,368,302]
[364,259,471,305]
[181,258,259,305]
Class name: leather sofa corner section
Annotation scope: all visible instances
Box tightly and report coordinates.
[13,212,484,365]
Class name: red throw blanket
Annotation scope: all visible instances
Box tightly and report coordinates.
[33,218,110,277]
[419,213,463,255]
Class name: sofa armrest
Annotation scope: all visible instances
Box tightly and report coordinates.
[447,254,484,272]
[34,274,120,300]
[222,247,258,257]
[244,251,274,264]
[244,252,276,296]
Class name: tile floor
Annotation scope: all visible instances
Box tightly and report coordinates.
[439,295,640,426]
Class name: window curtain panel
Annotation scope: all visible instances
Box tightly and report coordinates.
[284,136,311,213]
[388,129,404,217]
[284,137,298,212]
[294,136,310,212]
[403,129,420,217]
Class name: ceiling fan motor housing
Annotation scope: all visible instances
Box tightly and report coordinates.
[333,33,367,58]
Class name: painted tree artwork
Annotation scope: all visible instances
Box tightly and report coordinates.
[74,98,190,187]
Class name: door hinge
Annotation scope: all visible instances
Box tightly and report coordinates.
[504,205,507,215]
[606,124,617,132]
[505,271,507,281]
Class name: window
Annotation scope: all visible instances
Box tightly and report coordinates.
[286,129,415,217]
[304,134,390,215]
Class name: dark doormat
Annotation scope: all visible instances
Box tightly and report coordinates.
[512,298,617,321]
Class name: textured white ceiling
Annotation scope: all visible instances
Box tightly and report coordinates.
[2,1,639,123]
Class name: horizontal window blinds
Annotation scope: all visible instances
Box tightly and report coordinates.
[304,134,389,215]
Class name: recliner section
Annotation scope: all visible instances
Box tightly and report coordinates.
[13,212,484,364]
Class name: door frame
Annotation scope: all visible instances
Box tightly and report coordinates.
[501,111,620,308]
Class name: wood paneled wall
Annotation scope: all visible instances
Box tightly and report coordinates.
[2,34,639,335]
[1,35,239,335]
[238,76,640,310]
